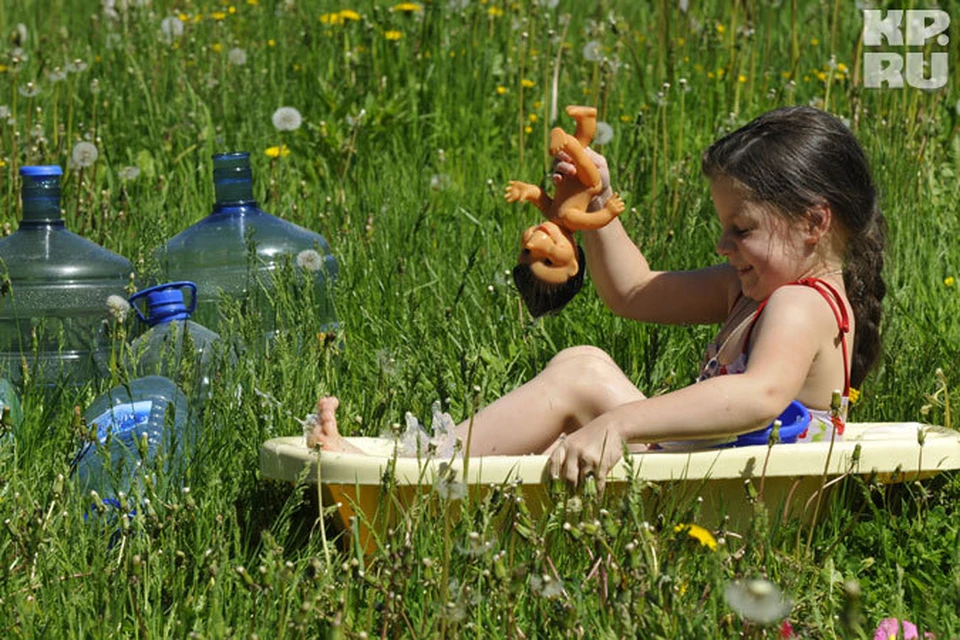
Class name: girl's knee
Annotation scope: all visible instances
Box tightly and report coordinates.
[547,345,617,370]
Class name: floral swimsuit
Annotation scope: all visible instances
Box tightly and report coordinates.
[698,277,851,444]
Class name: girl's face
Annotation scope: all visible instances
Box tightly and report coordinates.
[711,177,814,300]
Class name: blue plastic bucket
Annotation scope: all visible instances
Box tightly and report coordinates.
[725,400,812,447]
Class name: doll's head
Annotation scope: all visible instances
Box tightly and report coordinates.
[518,222,579,285]
[513,244,586,317]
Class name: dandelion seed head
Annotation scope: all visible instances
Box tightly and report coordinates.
[272,106,302,132]
[296,249,323,272]
[15,24,28,44]
[430,173,450,191]
[0,106,9,119]
[66,59,88,73]
[106,294,131,321]
[228,47,247,66]
[18,82,41,98]
[45,68,67,83]
[724,579,792,625]
[583,40,602,62]
[160,16,185,41]
[72,141,99,168]
[119,166,141,181]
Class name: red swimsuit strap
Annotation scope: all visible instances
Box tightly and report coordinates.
[741,277,851,395]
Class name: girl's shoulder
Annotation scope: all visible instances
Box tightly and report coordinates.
[761,279,852,336]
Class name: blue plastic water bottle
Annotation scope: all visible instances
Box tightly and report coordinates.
[127,282,221,392]
[157,152,338,340]
[0,166,133,387]
[72,376,194,502]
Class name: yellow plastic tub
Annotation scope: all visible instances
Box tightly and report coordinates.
[260,422,960,551]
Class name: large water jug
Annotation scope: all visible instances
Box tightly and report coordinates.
[0,377,22,447]
[127,281,221,392]
[0,166,133,387]
[158,152,338,339]
[72,375,194,501]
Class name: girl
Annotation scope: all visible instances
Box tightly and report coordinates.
[309,106,886,489]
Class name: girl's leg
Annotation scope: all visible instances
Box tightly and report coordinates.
[454,346,644,455]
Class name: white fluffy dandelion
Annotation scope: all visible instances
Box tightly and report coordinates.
[724,579,792,626]
[160,16,184,41]
[272,106,303,132]
[45,67,67,83]
[119,166,141,181]
[295,249,323,273]
[593,121,614,145]
[65,59,88,73]
[106,294,131,322]
[582,40,602,62]
[228,47,247,66]
[18,82,40,98]
[72,141,99,168]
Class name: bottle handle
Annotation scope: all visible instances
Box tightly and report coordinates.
[129,281,198,324]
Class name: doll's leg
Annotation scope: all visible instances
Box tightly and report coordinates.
[454,346,644,456]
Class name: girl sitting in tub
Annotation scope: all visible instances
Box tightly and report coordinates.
[309,106,886,488]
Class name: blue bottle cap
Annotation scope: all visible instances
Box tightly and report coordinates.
[20,165,64,177]
[129,282,198,327]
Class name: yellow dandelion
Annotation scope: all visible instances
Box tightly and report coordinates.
[811,37,820,45]
[320,12,343,25]
[716,23,726,34]
[620,114,632,123]
[247,0,259,5]
[694,63,704,73]
[945,276,956,287]
[528,113,538,123]
[193,14,202,23]
[848,388,861,404]
[816,71,827,81]
[0,65,7,73]
[521,78,534,88]
[677,37,686,46]
[717,68,725,77]
[782,71,791,79]
[228,6,236,14]
[0,159,6,168]
[532,100,542,109]
[524,125,532,134]
[178,12,188,21]
[267,38,276,47]
[292,63,301,72]
[674,523,718,551]
[211,43,223,53]
[265,145,291,158]
[340,9,361,21]
[210,11,227,20]
[488,6,504,16]
[738,74,747,83]
[837,62,848,73]
[384,30,402,40]
[707,71,715,79]
[392,2,422,11]
[496,86,507,95]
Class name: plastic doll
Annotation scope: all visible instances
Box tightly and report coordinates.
[506,105,625,316]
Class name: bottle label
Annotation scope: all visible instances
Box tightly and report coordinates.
[91,401,154,443]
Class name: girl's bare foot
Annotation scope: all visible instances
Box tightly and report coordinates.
[305,396,364,454]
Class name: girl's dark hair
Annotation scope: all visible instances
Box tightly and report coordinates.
[701,106,885,388]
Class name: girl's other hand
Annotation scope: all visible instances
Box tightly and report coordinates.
[547,417,626,492]
[552,147,614,213]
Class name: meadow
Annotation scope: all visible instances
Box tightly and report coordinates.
[1,0,960,636]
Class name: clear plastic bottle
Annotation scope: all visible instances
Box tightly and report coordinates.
[0,378,23,447]
[157,152,338,340]
[127,281,221,392]
[0,166,133,387]
[72,375,194,501]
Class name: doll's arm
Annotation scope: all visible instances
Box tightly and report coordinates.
[504,181,552,215]
[558,193,626,231]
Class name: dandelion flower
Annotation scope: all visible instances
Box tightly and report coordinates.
[272,106,302,132]
[496,85,507,95]
[72,141,99,168]
[296,249,323,272]
[119,166,141,181]
[264,145,290,158]
[210,11,227,20]
[228,47,247,65]
[106,294,131,322]
[392,2,423,12]
[724,579,792,626]
[384,30,402,40]
[583,40,602,62]
[674,523,718,551]
[161,16,185,41]
[945,276,955,287]
[521,78,534,88]
[593,121,613,145]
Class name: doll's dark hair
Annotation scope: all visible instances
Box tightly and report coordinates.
[701,106,885,389]
[513,245,587,317]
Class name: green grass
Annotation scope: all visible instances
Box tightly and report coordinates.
[1,0,960,636]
